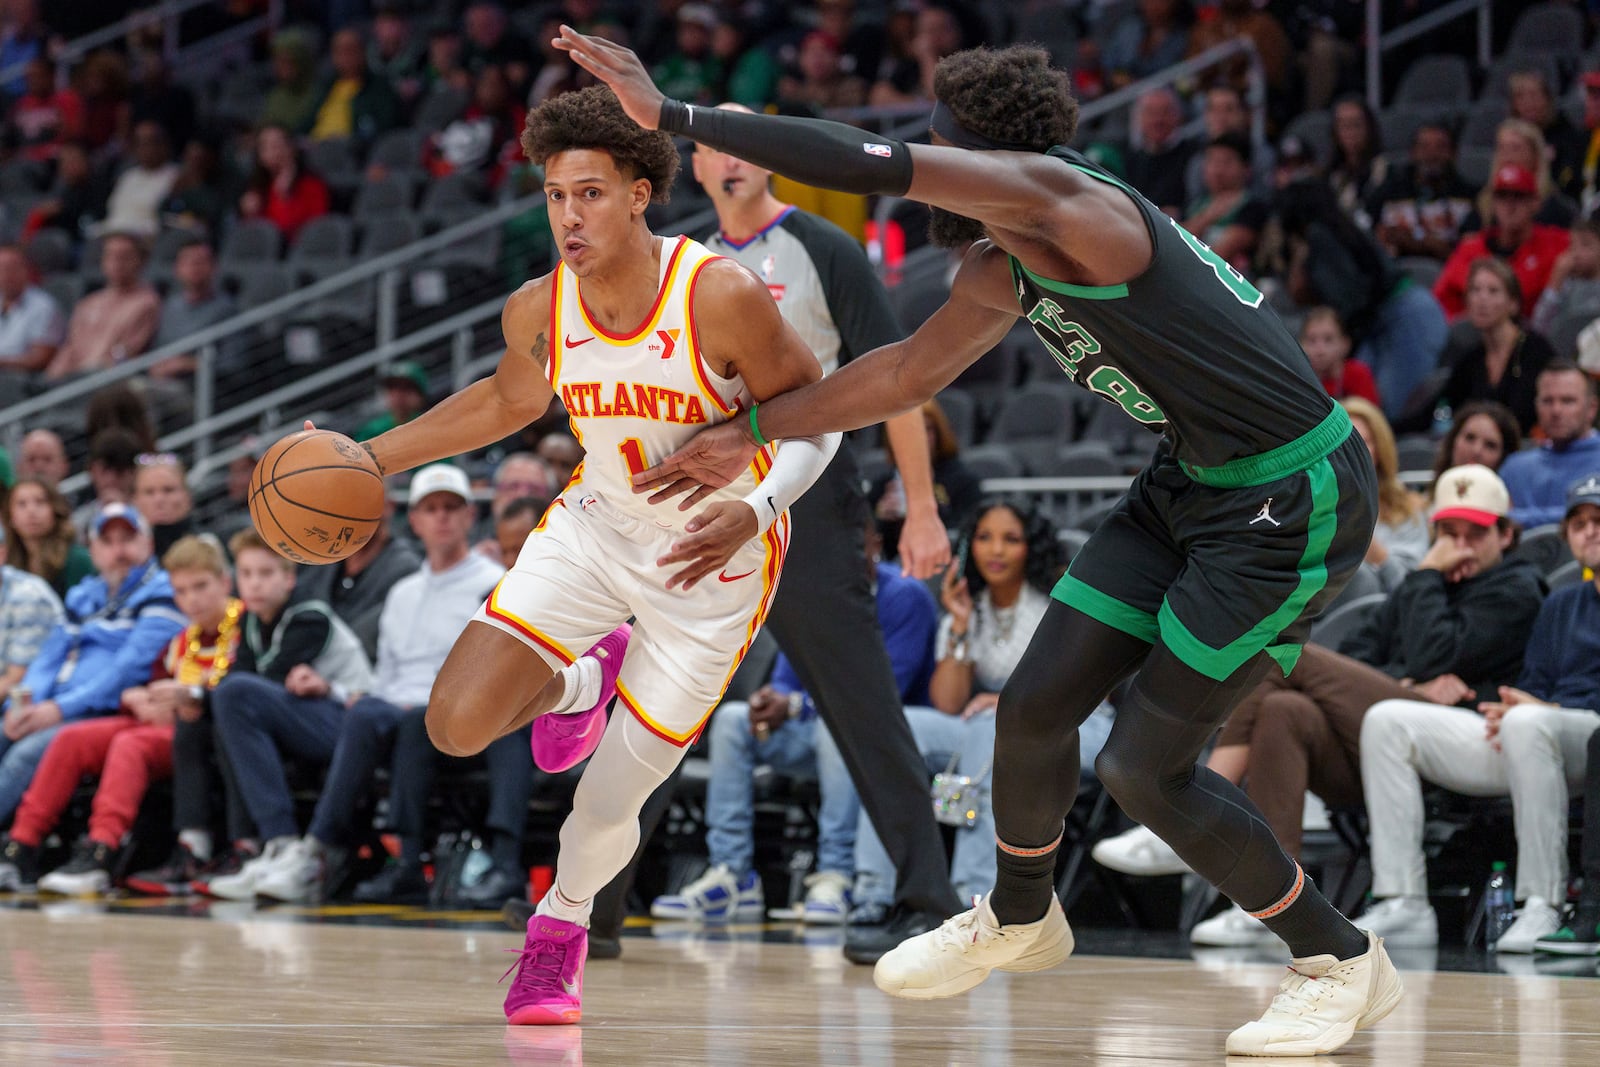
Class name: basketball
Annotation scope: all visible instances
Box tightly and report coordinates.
[248,429,385,565]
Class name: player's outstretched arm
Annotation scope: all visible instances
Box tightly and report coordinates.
[362,283,557,476]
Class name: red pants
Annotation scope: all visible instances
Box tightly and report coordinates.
[11,716,174,849]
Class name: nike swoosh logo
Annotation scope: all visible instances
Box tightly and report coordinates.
[561,977,580,996]
[718,567,758,583]
[565,335,594,348]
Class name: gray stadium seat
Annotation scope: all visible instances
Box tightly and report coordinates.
[304,137,359,180]
[1395,434,1438,475]
[25,229,73,274]
[988,384,1076,444]
[1514,523,1573,575]
[1459,101,1504,150]
[220,219,283,265]
[1309,593,1387,651]
[367,129,426,175]
[353,174,414,219]
[1546,559,1586,589]
[1013,0,1079,66]
[962,443,1026,483]
[288,214,355,265]
[1480,53,1564,104]
[1457,147,1494,188]
[38,271,84,312]
[358,213,423,257]
[413,86,468,133]
[933,388,978,447]
[1282,110,1332,168]
[1392,55,1472,110]
[1508,2,1587,61]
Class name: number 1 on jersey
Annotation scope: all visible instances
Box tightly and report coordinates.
[619,437,648,478]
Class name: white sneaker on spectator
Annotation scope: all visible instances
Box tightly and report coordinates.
[1354,896,1437,947]
[206,836,298,902]
[1091,825,1191,876]
[650,864,764,922]
[254,838,324,903]
[1190,904,1285,948]
[799,871,852,925]
[1494,897,1561,953]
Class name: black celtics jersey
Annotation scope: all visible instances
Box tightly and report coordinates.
[1012,146,1335,473]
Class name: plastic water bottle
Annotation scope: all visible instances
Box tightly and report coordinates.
[1431,401,1454,439]
[1484,861,1516,949]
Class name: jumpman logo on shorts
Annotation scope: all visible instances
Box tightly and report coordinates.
[1249,498,1281,527]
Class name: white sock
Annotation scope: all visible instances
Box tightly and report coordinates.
[178,829,212,863]
[549,656,602,715]
[536,880,593,926]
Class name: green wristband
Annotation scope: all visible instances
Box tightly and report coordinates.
[748,403,769,447]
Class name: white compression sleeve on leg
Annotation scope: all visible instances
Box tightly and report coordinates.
[742,431,841,534]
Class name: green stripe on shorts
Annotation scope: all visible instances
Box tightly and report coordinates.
[1157,457,1340,681]
[1052,573,1159,644]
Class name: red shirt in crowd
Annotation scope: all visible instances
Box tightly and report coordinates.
[260,172,331,242]
[9,87,83,162]
[1433,224,1571,321]
[1321,358,1381,407]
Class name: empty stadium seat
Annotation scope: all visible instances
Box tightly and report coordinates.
[1392,55,1473,109]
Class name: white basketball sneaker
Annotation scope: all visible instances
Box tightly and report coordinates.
[1226,930,1403,1056]
[1091,824,1192,876]
[874,895,1074,1000]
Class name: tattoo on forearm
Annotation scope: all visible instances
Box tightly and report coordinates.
[532,331,549,370]
[361,441,387,475]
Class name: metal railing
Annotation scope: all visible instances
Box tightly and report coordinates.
[1365,0,1494,111]
[0,189,551,468]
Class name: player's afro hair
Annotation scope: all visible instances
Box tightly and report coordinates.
[521,86,680,204]
[933,45,1077,153]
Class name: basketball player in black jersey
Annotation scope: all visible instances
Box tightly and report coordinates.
[556,31,1402,1057]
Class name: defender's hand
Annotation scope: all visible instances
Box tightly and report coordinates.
[656,501,760,591]
[632,422,759,509]
[553,26,666,130]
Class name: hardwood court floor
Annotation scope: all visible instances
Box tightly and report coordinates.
[2,906,1599,1066]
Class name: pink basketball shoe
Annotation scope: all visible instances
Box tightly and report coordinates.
[530,624,631,773]
[502,914,588,1025]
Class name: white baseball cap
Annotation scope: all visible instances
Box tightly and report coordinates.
[407,464,473,507]
[1431,464,1511,527]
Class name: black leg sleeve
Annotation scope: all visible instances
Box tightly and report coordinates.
[763,449,963,918]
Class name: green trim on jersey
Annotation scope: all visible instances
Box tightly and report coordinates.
[1179,405,1353,489]
[1052,573,1159,644]
[1013,258,1130,301]
[1156,457,1340,680]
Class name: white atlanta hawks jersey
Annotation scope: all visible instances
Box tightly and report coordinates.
[545,235,777,531]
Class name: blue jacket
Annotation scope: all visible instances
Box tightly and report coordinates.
[15,560,186,719]
[770,562,939,716]
[1499,433,1600,528]
[1517,581,1600,711]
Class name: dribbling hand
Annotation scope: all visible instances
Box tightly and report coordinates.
[552,26,665,130]
[655,500,760,591]
[632,421,758,509]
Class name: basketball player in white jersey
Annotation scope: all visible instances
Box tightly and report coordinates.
[350,86,840,1025]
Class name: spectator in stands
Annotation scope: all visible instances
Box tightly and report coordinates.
[1499,362,1600,528]
[238,124,330,242]
[1531,215,1600,363]
[125,50,194,152]
[1277,176,1447,419]
[777,30,868,112]
[650,3,723,106]
[709,16,780,110]
[1343,397,1429,591]
[0,548,62,706]
[73,50,129,154]
[422,63,525,187]
[526,11,586,107]
[1432,401,1522,484]
[1182,132,1267,270]
[1184,85,1271,204]
[1579,72,1600,218]
[0,244,64,378]
[355,360,430,440]
[1435,165,1570,324]
[244,464,522,906]
[1123,86,1192,218]
[1508,69,1584,202]
[151,239,236,380]
[461,1,535,92]
[1102,0,1193,91]
[71,428,139,543]
[420,26,468,97]
[201,530,375,901]
[160,137,234,241]
[43,233,161,380]
[368,6,424,104]
[0,536,239,896]
[1303,306,1379,407]
[494,495,545,567]
[305,28,401,149]
[652,515,936,925]
[1186,0,1291,102]
[1180,465,1544,947]
[261,30,321,132]
[96,119,181,238]
[535,431,583,488]
[132,453,195,558]
[1463,120,1576,234]
[1358,474,1600,952]
[26,140,109,243]
[1435,258,1557,436]
[1368,121,1477,263]
[471,451,555,561]
[873,397,982,545]
[84,381,157,453]
[869,0,973,108]
[7,56,83,163]
[850,499,1087,912]
[1327,95,1386,228]
[0,0,45,98]
[16,429,69,488]
[292,488,420,663]
[0,503,184,824]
